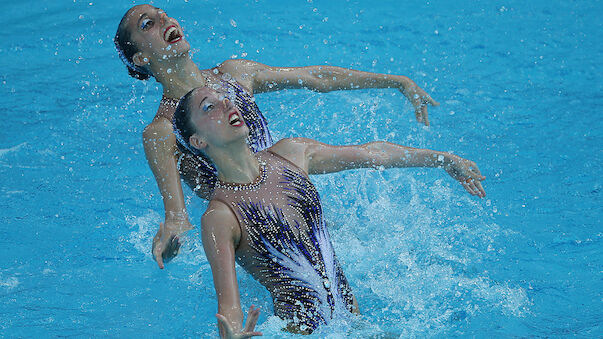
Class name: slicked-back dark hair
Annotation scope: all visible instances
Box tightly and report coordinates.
[172,88,218,174]
[172,89,201,155]
[114,8,152,81]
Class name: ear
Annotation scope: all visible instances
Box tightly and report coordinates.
[132,52,150,67]
[189,134,207,151]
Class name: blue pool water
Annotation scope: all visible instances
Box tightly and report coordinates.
[1,0,601,337]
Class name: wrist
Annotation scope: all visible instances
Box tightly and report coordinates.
[432,151,453,168]
[163,220,193,234]
[165,210,189,221]
[395,75,412,90]
[164,211,192,232]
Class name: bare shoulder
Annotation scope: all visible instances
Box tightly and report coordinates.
[268,137,318,173]
[143,117,173,140]
[217,59,266,74]
[201,200,240,242]
[215,59,270,92]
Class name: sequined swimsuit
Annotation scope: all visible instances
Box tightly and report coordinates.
[211,150,356,333]
[159,78,272,196]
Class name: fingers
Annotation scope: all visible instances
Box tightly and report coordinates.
[422,105,429,126]
[217,312,263,338]
[469,162,486,180]
[467,180,482,198]
[429,97,440,106]
[216,313,228,325]
[215,313,232,336]
[413,95,435,126]
[414,107,424,124]
[461,178,486,198]
[244,305,261,332]
[162,236,181,264]
[474,180,487,197]
[173,236,182,255]
[461,179,478,197]
[461,181,473,195]
[154,249,165,269]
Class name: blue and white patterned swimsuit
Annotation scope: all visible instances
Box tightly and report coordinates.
[211,150,356,333]
[171,79,272,196]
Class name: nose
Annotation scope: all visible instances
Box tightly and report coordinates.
[222,96,232,108]
[158,10,167,24]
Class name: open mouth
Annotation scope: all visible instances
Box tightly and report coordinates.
[163,25,182,44]
[228,112,243,127]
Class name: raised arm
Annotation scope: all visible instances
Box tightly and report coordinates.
[142,118,193,268]
[270,138,486,198]
[218,59,439,126]
[202,202,262,339]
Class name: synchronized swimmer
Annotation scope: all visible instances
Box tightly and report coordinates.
[172,87,485,336]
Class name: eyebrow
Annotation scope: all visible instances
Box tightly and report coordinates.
[137,13,149,28]
[200,96,209,107]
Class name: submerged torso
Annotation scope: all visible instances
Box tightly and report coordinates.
[154,76,272,197]
[211,150,356,333]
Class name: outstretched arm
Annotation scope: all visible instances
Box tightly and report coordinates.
[270,138,486,198]
[143,118,194,269]
[202,202,262,339]
[218,59,439,126]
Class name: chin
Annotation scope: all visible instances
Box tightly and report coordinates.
[175,40,191,55]
[158,40,190,59]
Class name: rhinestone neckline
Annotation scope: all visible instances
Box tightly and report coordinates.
[161,96,179,107]
[215,161,267,191]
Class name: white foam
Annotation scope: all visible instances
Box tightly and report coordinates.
[0,142,26,158]
[315,169,529,336]
[123,210,162,256]
[123,210,205,266]
[0,276,19,290]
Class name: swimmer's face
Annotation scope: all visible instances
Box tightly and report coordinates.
[188,87,248,151]
[123,5,190,67]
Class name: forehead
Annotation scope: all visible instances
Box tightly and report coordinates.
[190,87,217,106]
[194,87,225,100]
[123,4,157,28]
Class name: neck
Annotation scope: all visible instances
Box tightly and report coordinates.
[208,141,260,185]
[150,56,206,98]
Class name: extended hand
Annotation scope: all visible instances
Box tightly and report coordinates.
[152,220,192,269]
[400,81,439,126]
[445,156,486,198]
[216,305,262,339]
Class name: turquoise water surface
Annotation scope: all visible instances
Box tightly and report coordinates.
[1,0,601,337]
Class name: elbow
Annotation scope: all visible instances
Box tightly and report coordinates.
[361,141,391,168]
[305,70,336,92]
[305,77,331,93]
